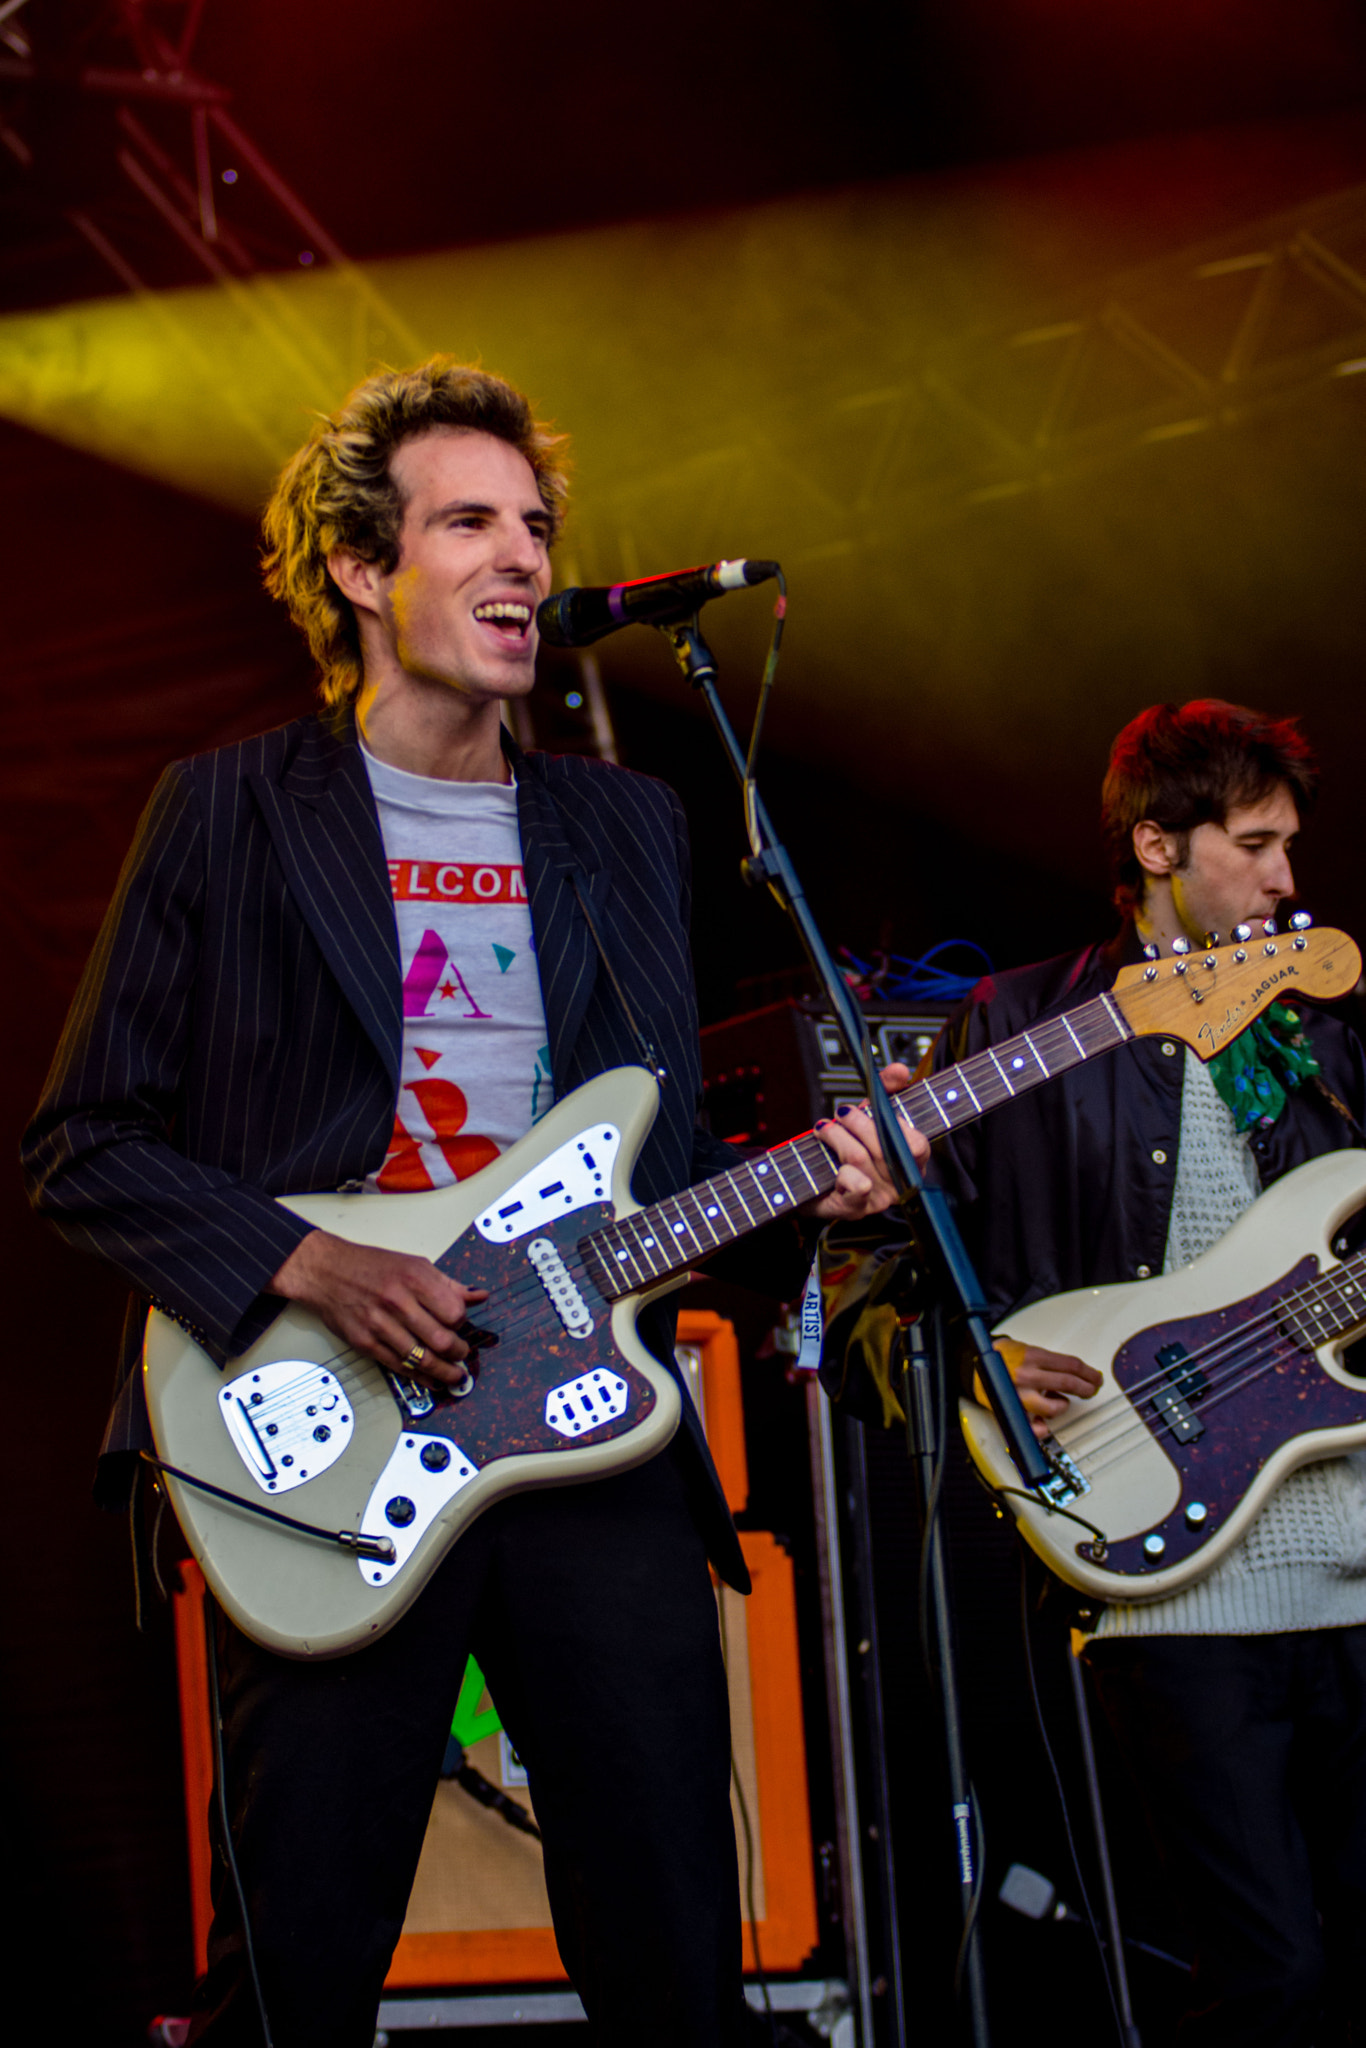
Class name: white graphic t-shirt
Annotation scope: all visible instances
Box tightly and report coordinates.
[361,744,554,1192]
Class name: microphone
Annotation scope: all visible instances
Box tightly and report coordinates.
[536,559,780,649]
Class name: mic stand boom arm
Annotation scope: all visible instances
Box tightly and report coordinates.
[657,617,1047,1492]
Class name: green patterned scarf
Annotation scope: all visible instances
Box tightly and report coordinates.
[1205,1002,1319,1132]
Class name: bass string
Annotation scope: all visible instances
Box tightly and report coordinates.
[1056,1315,1297,1463]
[1058,1333,1307,1490]
[1057,1255,1366,1433]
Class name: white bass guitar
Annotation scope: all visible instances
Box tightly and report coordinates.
[962,1148,1366,1602]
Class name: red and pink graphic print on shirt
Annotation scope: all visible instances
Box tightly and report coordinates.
[374,854,554,1193]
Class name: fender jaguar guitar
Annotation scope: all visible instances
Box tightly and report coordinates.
[961,1149,1366,1603]
[144,923,1359,1658]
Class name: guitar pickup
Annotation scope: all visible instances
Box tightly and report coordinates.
[1152,1340,1207,1442]
[1152,1384,1204,1443]
[1155,1340,1208,1401]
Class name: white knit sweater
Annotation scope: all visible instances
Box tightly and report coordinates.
[1095,1050,1366,1638]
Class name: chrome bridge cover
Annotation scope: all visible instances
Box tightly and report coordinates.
[1038,1435,1089,1509]
[545,1369,630,1439]
[475,1125,621,1242]
[220,1359,354,1494]
[527,1236,594,1339]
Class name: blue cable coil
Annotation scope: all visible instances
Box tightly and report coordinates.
[839,938,995,1007]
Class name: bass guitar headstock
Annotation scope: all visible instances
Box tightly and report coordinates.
[1111,916,1362,1059]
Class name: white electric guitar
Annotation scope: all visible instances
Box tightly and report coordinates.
[962,1149,1366,1603]
[144,924,1360,1658]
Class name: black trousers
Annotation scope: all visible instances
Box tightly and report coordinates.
[188,1448,749,2047]
[1087,1627,1366,2048]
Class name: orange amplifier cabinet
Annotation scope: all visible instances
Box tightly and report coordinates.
[173,1311,819,1987]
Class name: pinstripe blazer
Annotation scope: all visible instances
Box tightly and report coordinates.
[24,713,792,1582]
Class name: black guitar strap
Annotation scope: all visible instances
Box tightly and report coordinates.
[570,873,668,1086]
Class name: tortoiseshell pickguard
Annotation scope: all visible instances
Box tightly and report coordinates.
[378,1205,658,1464]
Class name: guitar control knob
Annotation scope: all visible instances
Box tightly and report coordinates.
[420,1441,451,1472]
[1184,1501,1209,1529]
[1290,910,1312,930]
[385,1495,417,1527]
[1143,1533,1167,1561]
[1232,923,1252,942]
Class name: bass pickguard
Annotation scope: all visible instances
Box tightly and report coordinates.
[1080,1256,1366,1579]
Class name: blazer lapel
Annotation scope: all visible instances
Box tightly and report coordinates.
[511,741,611,1090]
[247,720,402,1086]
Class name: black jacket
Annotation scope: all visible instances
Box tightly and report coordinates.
[23,713,804,1585]
[933,925,1366,1319]
[820,924,1366,1420]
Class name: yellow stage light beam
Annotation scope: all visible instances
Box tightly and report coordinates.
[3,157,1363,852]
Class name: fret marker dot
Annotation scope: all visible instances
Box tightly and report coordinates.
[673,1222,686,1234]
[946,1090,958,1102]
[642,1237,654,1248]
[705,1205,718,1218]
[1012,1058,1024,1070]
[757,1164,769,1175]
[774,1193,786,1204]
[616,1251,629,1262]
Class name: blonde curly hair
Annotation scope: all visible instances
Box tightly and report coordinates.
[262,358,568,713]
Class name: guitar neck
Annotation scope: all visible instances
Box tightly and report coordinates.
[897,989,1132,1139]
[582,989,1134,1301]
[1281,1247,1366,1348]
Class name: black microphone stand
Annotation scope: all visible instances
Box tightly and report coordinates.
[657,614,1049,2047]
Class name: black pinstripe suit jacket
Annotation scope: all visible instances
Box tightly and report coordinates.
[24,713,793,1583]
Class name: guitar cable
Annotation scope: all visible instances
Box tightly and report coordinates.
[1015,1550,1129,2048]
[139,1450,397,1563]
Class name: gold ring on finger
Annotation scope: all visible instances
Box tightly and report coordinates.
[404,1342,426,1369]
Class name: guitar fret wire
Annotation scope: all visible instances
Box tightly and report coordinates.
[986,1048,1017,1096]
[1061,1015,1086,1060]
[1098,991,1133,1043]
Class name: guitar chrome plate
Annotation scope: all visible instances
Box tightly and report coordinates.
[357,1433,479,1586]
[219,1359,354,1494]
[475,1125,621,1242]
[545,1370,630,1438]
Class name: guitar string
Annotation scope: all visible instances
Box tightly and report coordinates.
[1053,1329,1309,1489]
[196,985,1216,1451]
[1044,1278,1366,1488]
[205,962,1310,1473]
[1045,1253,1366,1472]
